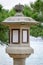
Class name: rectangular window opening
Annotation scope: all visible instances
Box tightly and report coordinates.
[11,29,20,44]
[22,29,28,43]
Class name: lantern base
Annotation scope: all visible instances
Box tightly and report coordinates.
[6,46,34,65]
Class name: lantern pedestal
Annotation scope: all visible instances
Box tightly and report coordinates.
[13,58,25,65]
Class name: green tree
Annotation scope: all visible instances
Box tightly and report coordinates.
[30,0,43,37]
[23,5,32,17]
[8,8,16,16]
[30,0,43,22]
[0,4,9,44]
[23,0,43,37]
[0,4,9,22]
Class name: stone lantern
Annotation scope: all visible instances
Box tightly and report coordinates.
[1,4,38,65]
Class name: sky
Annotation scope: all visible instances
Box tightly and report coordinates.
[0,0,36,10]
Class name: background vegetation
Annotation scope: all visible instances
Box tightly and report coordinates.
[0,0,43,43]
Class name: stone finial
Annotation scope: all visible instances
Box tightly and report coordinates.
[15,4,24,12]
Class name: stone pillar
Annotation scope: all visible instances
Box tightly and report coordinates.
[13,58,25,65]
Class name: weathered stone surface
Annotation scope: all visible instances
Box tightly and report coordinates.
[13,58,25,65]
[6,46,33,55]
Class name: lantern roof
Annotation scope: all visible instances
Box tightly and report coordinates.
[2,12,38,24]
[1,4,39,25]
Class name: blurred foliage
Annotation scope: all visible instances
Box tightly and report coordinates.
[0,24,9,43]
[0,5,9,22]
[30,24,43,37]
[30,0,43,22]
[0,4,9,43]
[8,8,16,16]
[23,0,43,37]
[0,0,43,43]
[30,0,43,37]
[23,5,32,17]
